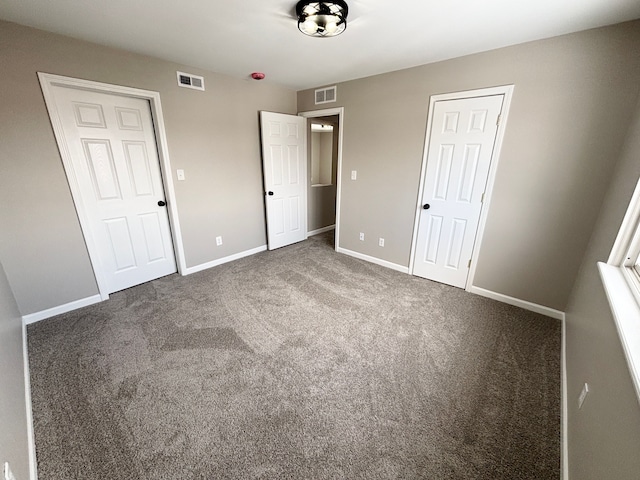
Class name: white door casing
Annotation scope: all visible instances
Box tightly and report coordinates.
[260,112,308,250]
[411,94,505,288]
[48,85,177,294]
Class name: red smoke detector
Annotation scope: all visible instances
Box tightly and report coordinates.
[251,72,266,80]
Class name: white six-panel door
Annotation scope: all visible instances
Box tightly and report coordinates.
[260,112,307,250]
[52,86,177,293]
[412,95,504,288]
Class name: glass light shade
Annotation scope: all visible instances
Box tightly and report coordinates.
[301,19,319,34]
[325,21,338,34]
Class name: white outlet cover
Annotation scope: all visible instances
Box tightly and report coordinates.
[379,238,385,247]
[578,383,589,409]
[4,462,16,480]
[351,170,357,180]
[216,236,223,246]
[359,232,365,241]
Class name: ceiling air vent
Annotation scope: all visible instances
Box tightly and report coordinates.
[315,86,337,105]
[177,71,205,91]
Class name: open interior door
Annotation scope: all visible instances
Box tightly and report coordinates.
[260,111,308,250]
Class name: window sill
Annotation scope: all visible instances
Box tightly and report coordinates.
[598,262,640,400]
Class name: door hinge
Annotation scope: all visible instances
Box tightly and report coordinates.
[468,259,471,268]
[496,114,502,126]
[481,192,485,203]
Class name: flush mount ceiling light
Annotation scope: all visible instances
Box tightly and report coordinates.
[296,0,349,37]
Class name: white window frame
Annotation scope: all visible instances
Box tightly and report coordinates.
[599,176,640,401]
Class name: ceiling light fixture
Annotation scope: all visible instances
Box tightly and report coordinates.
[296,0,349,38]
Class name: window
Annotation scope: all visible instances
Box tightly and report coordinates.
[617,209,640,295]
[599,177,640,399]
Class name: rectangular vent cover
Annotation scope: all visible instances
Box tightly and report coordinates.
[177,71,205,91]
[315,86,337,105]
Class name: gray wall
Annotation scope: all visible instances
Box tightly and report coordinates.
[0,20,296,315]
[0,261,31,480]
[298,21,640,311]
[564,95,640,479]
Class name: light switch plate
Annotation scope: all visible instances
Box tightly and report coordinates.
[578,383,589,409]
[177,169,185,181]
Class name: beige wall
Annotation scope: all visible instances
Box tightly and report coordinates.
[0,20,296,315]
[0,261,30,480]
[564,94,640,479]
[298,21,640,311]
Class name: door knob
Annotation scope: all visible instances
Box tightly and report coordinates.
[158,200,166,207]
[267,191,274,196]
[423,204,430,210]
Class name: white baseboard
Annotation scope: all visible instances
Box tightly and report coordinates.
[468,286,565,320]
[336,247,409,274]
[562,314,569,480]
[307,224,335,237]
[22,294,103,325]
[183,245,268,275]
[22,321,38,480]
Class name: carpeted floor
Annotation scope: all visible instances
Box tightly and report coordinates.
[27,232,561,479]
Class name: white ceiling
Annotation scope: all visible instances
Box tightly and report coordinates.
[1,0,639,90]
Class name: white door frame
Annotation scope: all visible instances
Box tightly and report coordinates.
[38,72,186,300]
[298,107,344,251]
[409,85,514,291]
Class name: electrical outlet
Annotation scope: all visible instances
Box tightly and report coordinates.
[351,170,357,180]
[578,383,589,409]
[176,169,185,181]
[359,232,365,241]
[378,238,385,247]
[4,462,16,480]
[216,236,223,246]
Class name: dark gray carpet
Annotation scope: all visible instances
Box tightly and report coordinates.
[28,232,560,479]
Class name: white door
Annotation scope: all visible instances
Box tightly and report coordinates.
[412,95,504,288]
[51,86,177,293]
[260,112,307,250]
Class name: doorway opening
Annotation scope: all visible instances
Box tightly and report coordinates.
[299,107,344,250]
